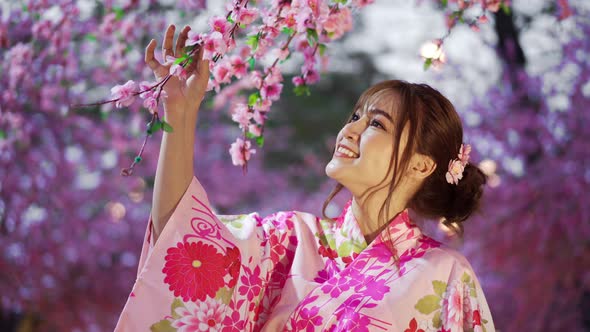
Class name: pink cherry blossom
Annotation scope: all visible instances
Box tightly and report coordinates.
[110,80,138,108]
[203,31,228,60]
[252,108,267,124]
[143,97,158,114]
[185,30,203,47]
[264,67,283,86]
[260,83,283,101]
[213,62,233,84]
[458,144,471,166]
[304,69,320,84]
[237,7,259,25]
[231,103,253,129]
[445,159,464,185]
[292,76,305,87]
[323,7,353,40]
[230,56,248,79]
[229,138,256,166]
[481,0,503,12]
[249,124,263,136]
[209,16,231,35]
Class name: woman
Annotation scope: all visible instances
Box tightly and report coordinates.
[115,25,495,332]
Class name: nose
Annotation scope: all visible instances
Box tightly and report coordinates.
[342,118,363,142]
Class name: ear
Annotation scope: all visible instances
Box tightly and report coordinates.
[408,153,436,180]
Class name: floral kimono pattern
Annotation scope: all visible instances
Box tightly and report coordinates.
[114,176,495,331]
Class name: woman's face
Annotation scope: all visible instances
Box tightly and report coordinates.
[325,94,409,196]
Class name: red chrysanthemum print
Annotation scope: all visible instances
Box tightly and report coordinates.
[224,246,241,288]
[163,241,227,302]
[404,318,425,332]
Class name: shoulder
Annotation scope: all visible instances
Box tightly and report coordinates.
[216,209,322,231]
[417,239,480,280]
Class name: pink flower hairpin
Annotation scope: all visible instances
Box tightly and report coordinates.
[445,144,471,185]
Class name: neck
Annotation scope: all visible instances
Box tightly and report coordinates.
[351,191,408,244]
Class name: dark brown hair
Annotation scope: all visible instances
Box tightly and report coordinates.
[322,80,487,236]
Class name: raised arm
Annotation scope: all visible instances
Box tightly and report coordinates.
[144,24,210,242]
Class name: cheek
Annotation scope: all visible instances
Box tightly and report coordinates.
[361,136,395,170]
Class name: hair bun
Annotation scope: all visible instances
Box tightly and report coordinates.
[442,163,487,231]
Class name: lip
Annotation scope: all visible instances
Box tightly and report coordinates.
[335,143,359,159]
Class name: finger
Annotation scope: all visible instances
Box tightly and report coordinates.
[145,39,168,78]
[175,25,190,57]
[162,24,175,60]
[195,44,210,79]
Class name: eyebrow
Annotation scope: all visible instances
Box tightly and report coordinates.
[365,108,394,124]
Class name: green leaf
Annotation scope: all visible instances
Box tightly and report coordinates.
[150,319,175,332]
[337,241,352,257]
[246,34,260,51]
[162,121,174,133]
[318,44,327,56]
[500,2,511,14]
[248,57,256,70]
[230,219,244,229]
[432,280,446,298]
[227,16,235,24]
[432,311,442,328]
[245,131,258,139]
[0,130,6,139]
[414,295,441,314]
[113,7,125,20]
[174,55,187,65]
[441,0,448,7]
[22,4,28,12]
[306,28,318,46]
[149,120,162,133]
[170,298,185,319]
[215,287,233,305]
[248,92,260,107]
[282,27,294,35]
[85,34,97,42]
[461,272,471,283]
[293,85,311,97]
[255,135,264,147]
[423,58,433,71]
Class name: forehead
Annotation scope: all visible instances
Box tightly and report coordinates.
[359,89,397,115]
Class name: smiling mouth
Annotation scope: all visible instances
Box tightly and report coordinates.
[335,146,359,158]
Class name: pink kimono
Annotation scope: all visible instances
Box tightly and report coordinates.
[115,176,495,331]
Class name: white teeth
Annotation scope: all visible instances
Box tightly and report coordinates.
[337,146,359,158]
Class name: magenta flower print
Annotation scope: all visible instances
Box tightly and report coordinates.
[294,306,324,331]
[162,241,227,302]
[355,276,390,301]
[238,265,263,302]
[333,308,371,332]
[221,308,246,332]
[320,275,356,298]
[171,298,228,332]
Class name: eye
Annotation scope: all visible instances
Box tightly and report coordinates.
[349,112,360,122]
[370,119,384,129]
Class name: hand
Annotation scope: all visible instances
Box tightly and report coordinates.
[145,24,210,116]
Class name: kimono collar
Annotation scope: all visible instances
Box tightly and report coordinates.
[338,199,425,256]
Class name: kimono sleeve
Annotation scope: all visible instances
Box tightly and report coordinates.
[115,175,244,331]
[115,175,308,331]
[420,259,496,332]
